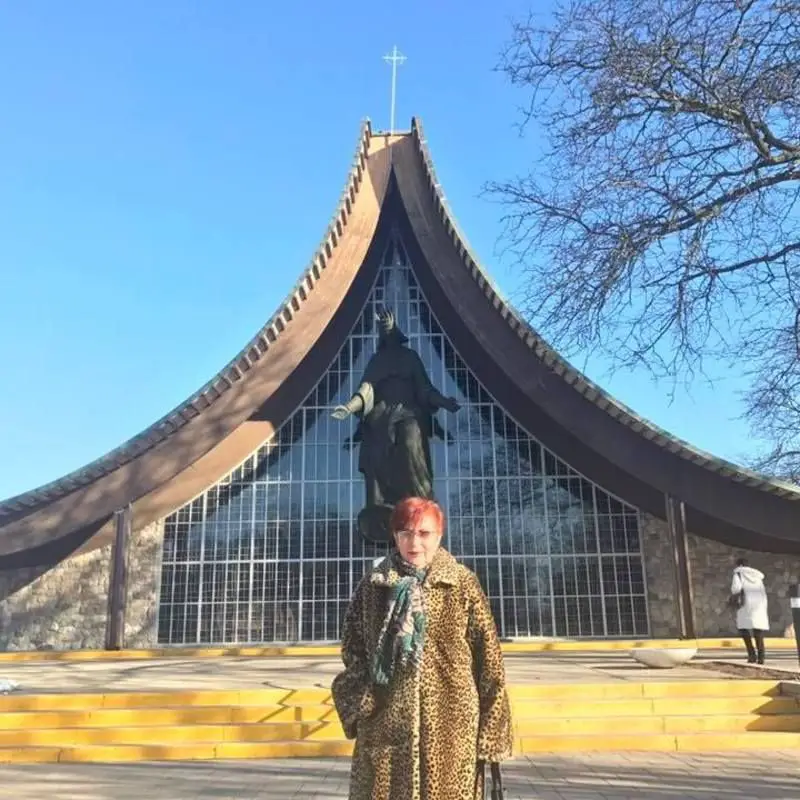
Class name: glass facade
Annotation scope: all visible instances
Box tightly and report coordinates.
[157,232,649,644]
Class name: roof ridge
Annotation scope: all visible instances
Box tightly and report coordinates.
[0,119,376,519]
[409,117,800,500]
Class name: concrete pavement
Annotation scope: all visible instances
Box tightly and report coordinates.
[1,752,798,799]
[2,649,796,694]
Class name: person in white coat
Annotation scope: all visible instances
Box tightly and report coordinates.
[731,558,769,664]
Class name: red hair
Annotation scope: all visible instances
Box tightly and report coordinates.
[390,497,445,534]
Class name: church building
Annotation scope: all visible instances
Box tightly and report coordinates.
[2,120,800,651]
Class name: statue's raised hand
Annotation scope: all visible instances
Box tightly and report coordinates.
[376,306,395,331]
[441,396,460,414]
[332,405,351,421]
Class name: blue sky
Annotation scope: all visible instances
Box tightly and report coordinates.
[0,1,754,500]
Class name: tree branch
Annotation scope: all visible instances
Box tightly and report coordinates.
[491,0,800,481]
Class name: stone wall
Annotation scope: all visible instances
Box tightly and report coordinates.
[123,522,163,648]
[640,514,681,637]
[0,521,163,651]
[641,513,800,638]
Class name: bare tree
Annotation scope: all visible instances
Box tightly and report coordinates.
[489,0,800,479]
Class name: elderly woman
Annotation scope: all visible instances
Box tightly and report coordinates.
[332,497,513,800]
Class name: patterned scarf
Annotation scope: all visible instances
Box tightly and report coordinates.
[371,551,428,686]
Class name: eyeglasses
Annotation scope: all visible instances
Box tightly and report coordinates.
[395,529,438,541]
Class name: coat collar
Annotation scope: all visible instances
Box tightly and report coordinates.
[370,547,461,588]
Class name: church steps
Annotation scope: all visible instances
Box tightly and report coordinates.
[0,706,339,729]
[0,680,797,761]
[516,732,800,753]
[0,722,345,747]
[0,713,798,749]
[512,695,800,717]
[2,731,800,764]
[0,686,580,712]
[1,696,795,730]
[0,741,355,764]
[0,688,334,713]
[0,678,780,713]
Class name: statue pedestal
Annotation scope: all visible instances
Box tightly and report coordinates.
[357,505,393,544]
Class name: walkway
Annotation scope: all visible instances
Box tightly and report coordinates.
[1,649,796,694]
[2,752,798,799]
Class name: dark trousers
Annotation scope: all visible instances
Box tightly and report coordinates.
[739,629,765,664]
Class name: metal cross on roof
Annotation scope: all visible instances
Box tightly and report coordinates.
[383,46,406,134]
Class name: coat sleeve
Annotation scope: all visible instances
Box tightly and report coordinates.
[731,572,743,594]
[331,579,377,740]
[466,575,514,762]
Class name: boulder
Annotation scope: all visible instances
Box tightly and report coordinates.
[630,646,697,668]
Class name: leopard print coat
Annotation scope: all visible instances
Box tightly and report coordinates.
[332,548,513,800]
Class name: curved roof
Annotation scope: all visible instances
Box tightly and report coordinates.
[3,117,800,566]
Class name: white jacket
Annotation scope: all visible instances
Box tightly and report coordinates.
[731,566,769,631]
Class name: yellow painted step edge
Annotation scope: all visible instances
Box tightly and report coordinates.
[0,680,785,713]
[0,741,356,764]
[3,731,800,763]
[0,706,341,729]
[0,638,795,663]
[0,688,335,712]
[516,732,800,753]
[0,721,346,747]
[0,698,794,727]
[0,690,793,724]
[3,714,799,747]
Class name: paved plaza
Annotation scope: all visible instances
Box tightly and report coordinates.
[0,648,797,694]
[0,649,798,797]
[1,752,798,799]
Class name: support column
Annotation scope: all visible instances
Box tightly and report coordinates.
[665,494,696,639]
[790,583,800,667]
[105,504,131,650]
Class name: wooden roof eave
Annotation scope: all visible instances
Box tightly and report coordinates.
[396,118,800,548]
[0,121,395,558]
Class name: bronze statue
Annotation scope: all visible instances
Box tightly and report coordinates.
[332,308,460,543]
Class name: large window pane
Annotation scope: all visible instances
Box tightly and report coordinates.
[157,236,649,643]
